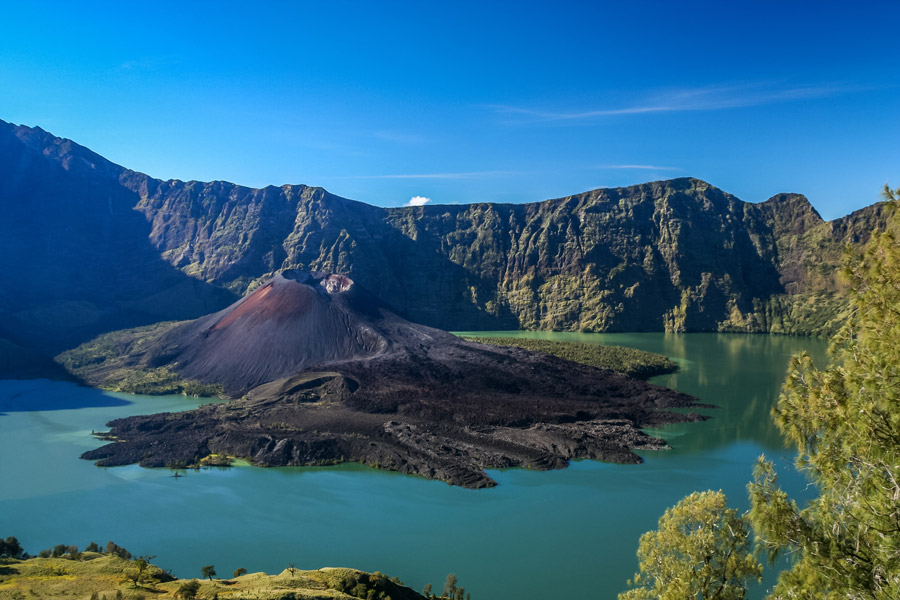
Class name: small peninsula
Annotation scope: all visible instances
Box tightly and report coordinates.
[72,270,702,488]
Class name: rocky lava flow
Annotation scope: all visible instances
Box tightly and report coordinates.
[82,271,704,488]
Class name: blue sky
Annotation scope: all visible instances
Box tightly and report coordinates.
[1,0,898,219]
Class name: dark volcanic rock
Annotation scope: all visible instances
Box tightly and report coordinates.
[81,271,703,488]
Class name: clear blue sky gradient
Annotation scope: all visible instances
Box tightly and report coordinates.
[2,0,898,219]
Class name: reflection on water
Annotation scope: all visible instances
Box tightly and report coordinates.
[0,379,130,414]
[649,333,827,453]
[460,332,828,454]
[0,333,829,600]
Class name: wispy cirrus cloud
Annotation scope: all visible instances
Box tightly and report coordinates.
[490,81,860,123]
[346,170,518,180]
[373,130,426,144]
[117,56,176,71]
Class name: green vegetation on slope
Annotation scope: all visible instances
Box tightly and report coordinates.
[0,540,441,600]
[748,187,900,597]
[56,323,224,397]
[460,336,677,379]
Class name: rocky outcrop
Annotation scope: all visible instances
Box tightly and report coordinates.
[0,119,887,357]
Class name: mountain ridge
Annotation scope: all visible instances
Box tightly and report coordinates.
[0,118,886,359]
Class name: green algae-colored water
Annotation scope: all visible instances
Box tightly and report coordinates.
[0,333,828,599]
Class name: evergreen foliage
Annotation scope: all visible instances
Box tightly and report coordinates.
[749,187,900,598]
[441,573,470,600]
[0,536,23,558]
[104,541,132,560]
[619,490,761,599]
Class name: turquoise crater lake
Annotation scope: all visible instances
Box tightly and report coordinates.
[0,332,827,599]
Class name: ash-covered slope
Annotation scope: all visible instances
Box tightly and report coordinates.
[80,271,702,488]
[144,270,459,394]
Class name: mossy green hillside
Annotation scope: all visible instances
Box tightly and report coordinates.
[56,323,223,397]
[460,336,677,379]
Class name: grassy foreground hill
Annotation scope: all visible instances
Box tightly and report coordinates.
[0,553,432,600]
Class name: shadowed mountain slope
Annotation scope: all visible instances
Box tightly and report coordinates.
[0,120,236,355]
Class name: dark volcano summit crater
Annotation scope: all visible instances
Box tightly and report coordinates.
[81,270,704,488]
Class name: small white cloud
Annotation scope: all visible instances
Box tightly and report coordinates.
[405,196,431,207]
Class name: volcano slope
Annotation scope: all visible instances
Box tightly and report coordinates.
[78,271,703,488]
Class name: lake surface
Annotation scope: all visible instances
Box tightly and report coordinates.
[0,332,828,599]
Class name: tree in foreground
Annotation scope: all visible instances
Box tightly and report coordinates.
[0,536,23,558]
[749,187,900,599]
[619,490,761,600]
[233,567,247,578]
[442,573,470,600]
[104,540,131,560]
[200,564,216,580]
[126,556,155,587]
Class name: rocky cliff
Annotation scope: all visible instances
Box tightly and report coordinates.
[0,118,885,356]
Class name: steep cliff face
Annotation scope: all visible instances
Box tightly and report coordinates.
[0,119,885,352]
[131,174,874,335]
[377,180,787,333]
